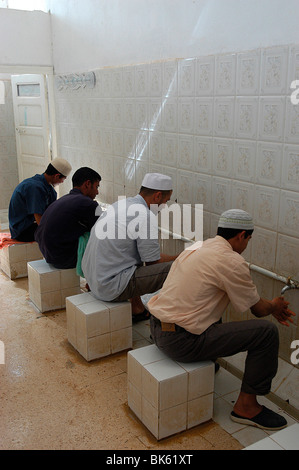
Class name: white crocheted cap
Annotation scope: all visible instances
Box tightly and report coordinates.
[218,209,254,230]
[141,173,173,191]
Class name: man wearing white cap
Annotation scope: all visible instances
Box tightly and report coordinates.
[82,173,178,321]
[9,158,72,242]
[148,209,294,431]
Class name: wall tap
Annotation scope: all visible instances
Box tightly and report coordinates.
[281,284,299,295]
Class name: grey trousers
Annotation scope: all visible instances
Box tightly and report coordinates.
[113,262,173,302]
[150,315,279,396]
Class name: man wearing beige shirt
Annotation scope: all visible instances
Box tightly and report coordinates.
[148,209,294,431]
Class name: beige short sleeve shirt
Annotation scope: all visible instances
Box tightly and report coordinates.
[148,236,260,335]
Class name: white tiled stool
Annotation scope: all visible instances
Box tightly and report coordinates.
[66,292,132,361]
[127,344,214,440]
[0,242,43,280]
[27,259,81,313]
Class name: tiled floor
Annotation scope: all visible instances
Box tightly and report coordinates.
[0,270,298,450]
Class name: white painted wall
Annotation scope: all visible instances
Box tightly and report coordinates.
[48,0,299,73]
[0,9,52,66]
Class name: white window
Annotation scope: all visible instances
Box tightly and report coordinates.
[0,0,48,11]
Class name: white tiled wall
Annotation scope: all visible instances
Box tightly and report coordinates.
[54,44,299,364]
[0,81,18,212]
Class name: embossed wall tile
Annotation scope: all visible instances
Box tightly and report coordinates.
[178,58,195,96]
[177,169,194,204]
[250,271,274,300]
[214,97,235,137]
[123,66,135,97]
[178,134,194,170]
[149,99,163,131]
[236,50,261,95]
[113,156,126,186]
[231,180,254,215]
[233,140,256,182]
[288,45,299,89]
[213,138,233,177]
[163,60,178,97]
[178,98,194,134]
[102,99,112,127]
[195,56,215,96]
[194,98,214,136]
[163,133,178,168]
[285,97,299,143]
[193,173,212,211]
[276,234,299,280]
[135,99,149,130]
[111,68,123,97]
[124,158,136,188]
[162,166,177,201]
[278,190,299,237]
[135,64,149,97]
[258,97,285,142]
[102,70,112,97]
[150,62,163,97]
[211,176,232,215]
[123,130,136,159]
[162,98,178,132]
[251,226,277,272]
[215,54,236,96]
[102,128,113,154]
[282,145,299,191]
[111,100,123,128]
[112,129,124,157]
[193,136,213,174]
[136,130,149,161]
[261,46,289,95]
[256,142,282,187]
[149,131,163,164]
[123,99,136,129]
[254,185,280,230]
[101,154,114,182]
[235,97,258,139]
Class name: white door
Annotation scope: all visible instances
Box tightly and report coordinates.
[11,74,51,182]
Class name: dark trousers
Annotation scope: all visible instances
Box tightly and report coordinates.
[150,316,279,396]
[113,262,173,301]
[15,223,37,242]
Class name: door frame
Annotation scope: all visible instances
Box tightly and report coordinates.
[0,65,58,167]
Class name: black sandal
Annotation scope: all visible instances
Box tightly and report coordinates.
[132,309,151,323]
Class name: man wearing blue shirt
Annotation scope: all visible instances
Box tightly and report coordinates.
[82,173,178,322]
[9,158,72,242]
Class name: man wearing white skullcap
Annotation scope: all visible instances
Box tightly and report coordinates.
[82,173,178,321]
[9,158,72,242]
[149,208,294,431]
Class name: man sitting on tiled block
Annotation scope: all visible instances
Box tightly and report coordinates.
[148,209,295,432]
[9,158,72,242]
[82,173,178,322]
[35,167,101,270]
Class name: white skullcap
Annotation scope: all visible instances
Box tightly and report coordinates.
[51,158,72,177]
[218,209,254,230]
[142,173,173,191]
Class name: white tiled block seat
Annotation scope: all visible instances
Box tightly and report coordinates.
[27,259,81,313]
[127,344,214,440]
[66,292,132,361]
[0,241,43,279]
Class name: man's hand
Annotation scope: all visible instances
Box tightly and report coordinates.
[271,296,295,327]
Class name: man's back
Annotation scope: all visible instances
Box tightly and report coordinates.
[35,189,98,268]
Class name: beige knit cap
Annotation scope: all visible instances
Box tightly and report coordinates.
[51,158,72,177]
[218,209,254,230]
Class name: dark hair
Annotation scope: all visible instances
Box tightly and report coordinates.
[45,163,65,178]
[139,186,172,197]
[72,167,101,187]
[217,227,253,240]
